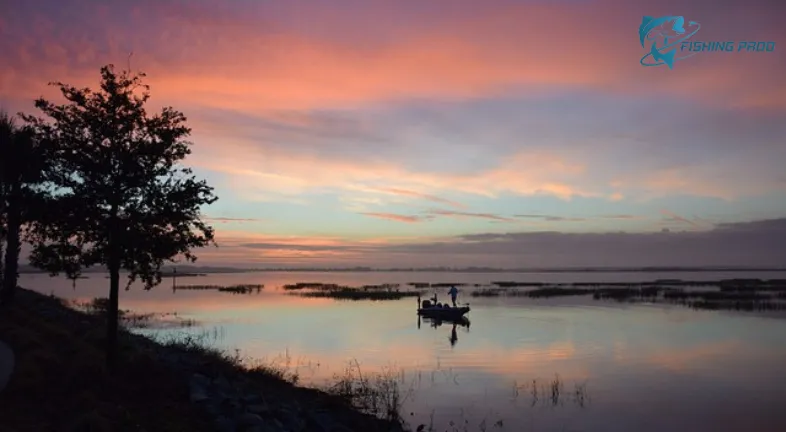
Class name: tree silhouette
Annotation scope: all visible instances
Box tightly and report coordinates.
[0,111,50,304]
[23,65,217,368]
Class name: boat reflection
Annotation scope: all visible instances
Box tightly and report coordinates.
[417,315,471,347]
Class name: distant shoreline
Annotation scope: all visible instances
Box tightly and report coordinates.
[18,266,786,275]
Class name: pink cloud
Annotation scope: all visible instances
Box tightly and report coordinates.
[360,212,432,223]
[428,209,517,223]
[2,0,784,113]
[375,188,465,209]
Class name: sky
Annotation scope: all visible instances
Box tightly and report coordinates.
[1,0,785,268]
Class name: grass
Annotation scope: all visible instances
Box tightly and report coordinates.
[295,287,421,301]
[491,281,546,287]
[511,375,590,408]
[283,282,423,300]
[0,288,408,432]
[326,360,404,424]
[464,279,786,312]
[407,282,469,288]
[470,288,506,297]
[173,284,263,294]
[527,287,594,298]
[146,333,408,431]
[0,289,215,432]
[69,297,200,330]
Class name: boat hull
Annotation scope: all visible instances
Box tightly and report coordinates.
[417,306,470,319]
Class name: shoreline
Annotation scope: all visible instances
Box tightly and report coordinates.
[0,287,405,432]
[19,267,786,275]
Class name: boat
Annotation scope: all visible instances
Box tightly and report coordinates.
[416,293,470,319]
[420,314,471,328]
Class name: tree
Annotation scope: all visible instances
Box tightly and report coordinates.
[23,65,217,368]
[0,111,49,304]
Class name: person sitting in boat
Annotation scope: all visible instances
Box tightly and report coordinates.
[448,285,459,307]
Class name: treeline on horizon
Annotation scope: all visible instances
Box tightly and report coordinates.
[0,64,218,369]
[17,263,786,274]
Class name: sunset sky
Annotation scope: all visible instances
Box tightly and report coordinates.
[1,0,785,268]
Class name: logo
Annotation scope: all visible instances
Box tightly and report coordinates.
[638,15,776,69]
[639,16,701,69]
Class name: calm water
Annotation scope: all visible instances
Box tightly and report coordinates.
[21,271,786,432]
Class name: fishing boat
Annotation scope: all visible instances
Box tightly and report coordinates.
[420,314,471,328]
[416,293,470,319]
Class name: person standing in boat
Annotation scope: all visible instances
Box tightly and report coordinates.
[448,285,459,307]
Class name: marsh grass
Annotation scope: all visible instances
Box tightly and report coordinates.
[512,375,591,409]
[296,287,421,301]
[282,282,337,290]
[492,281,546,287]
[326,360,405,423]
[466,279,786,312]
[151,330,304,384]
[471,288,507,297]
[70,297,199,329]
[283,282,423,300]
[527,287,594,298]
[174,283,263,294]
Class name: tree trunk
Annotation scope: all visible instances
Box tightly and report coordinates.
[1,186,21,304]
[0,234,5,294]
[106,211,121,371]
[107,243,120,370]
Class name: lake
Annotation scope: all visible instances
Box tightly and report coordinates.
[20,270,786,432]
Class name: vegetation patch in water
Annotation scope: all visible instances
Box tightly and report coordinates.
[71,297,200,329]
[293,286,422,301]
[526,287,594,298]
[174,284,263,294]
[470,288,507,297]
[492,281,546,287]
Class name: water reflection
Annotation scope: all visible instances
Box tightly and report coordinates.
[417,315,471,347]
[19,271,786,432]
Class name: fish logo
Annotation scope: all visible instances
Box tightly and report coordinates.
[639,15,701,69]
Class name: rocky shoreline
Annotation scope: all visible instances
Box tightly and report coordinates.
[1,288,407,432]
[152,345,404,432]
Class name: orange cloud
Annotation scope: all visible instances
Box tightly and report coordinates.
[360,212,432,223]
[376,188,465,209]
[189,140,595,202]
[428,209,517,223]
[2,1,784,114]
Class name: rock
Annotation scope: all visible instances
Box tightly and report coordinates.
[214,375,233,392]
[191,373,211,387]
[203,402,220,417]
[214,415,236,432]
[218,395,242,415]
[246,404,269,415]
[236,412,265,429]
[190,388,209,403]
[307,410,335,432]
[277,406,306,432]
[244,424,284,432]
[243,394,264,405]
[189,374,210,403]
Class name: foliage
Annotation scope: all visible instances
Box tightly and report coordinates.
[20,64,217,366]
[22,64,217,288]
[0,110,51,302]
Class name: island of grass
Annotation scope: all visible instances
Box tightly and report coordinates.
[174,284,263,294]
[283,282,422,300]
[468,279,786,312]
[0,288,406,432]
